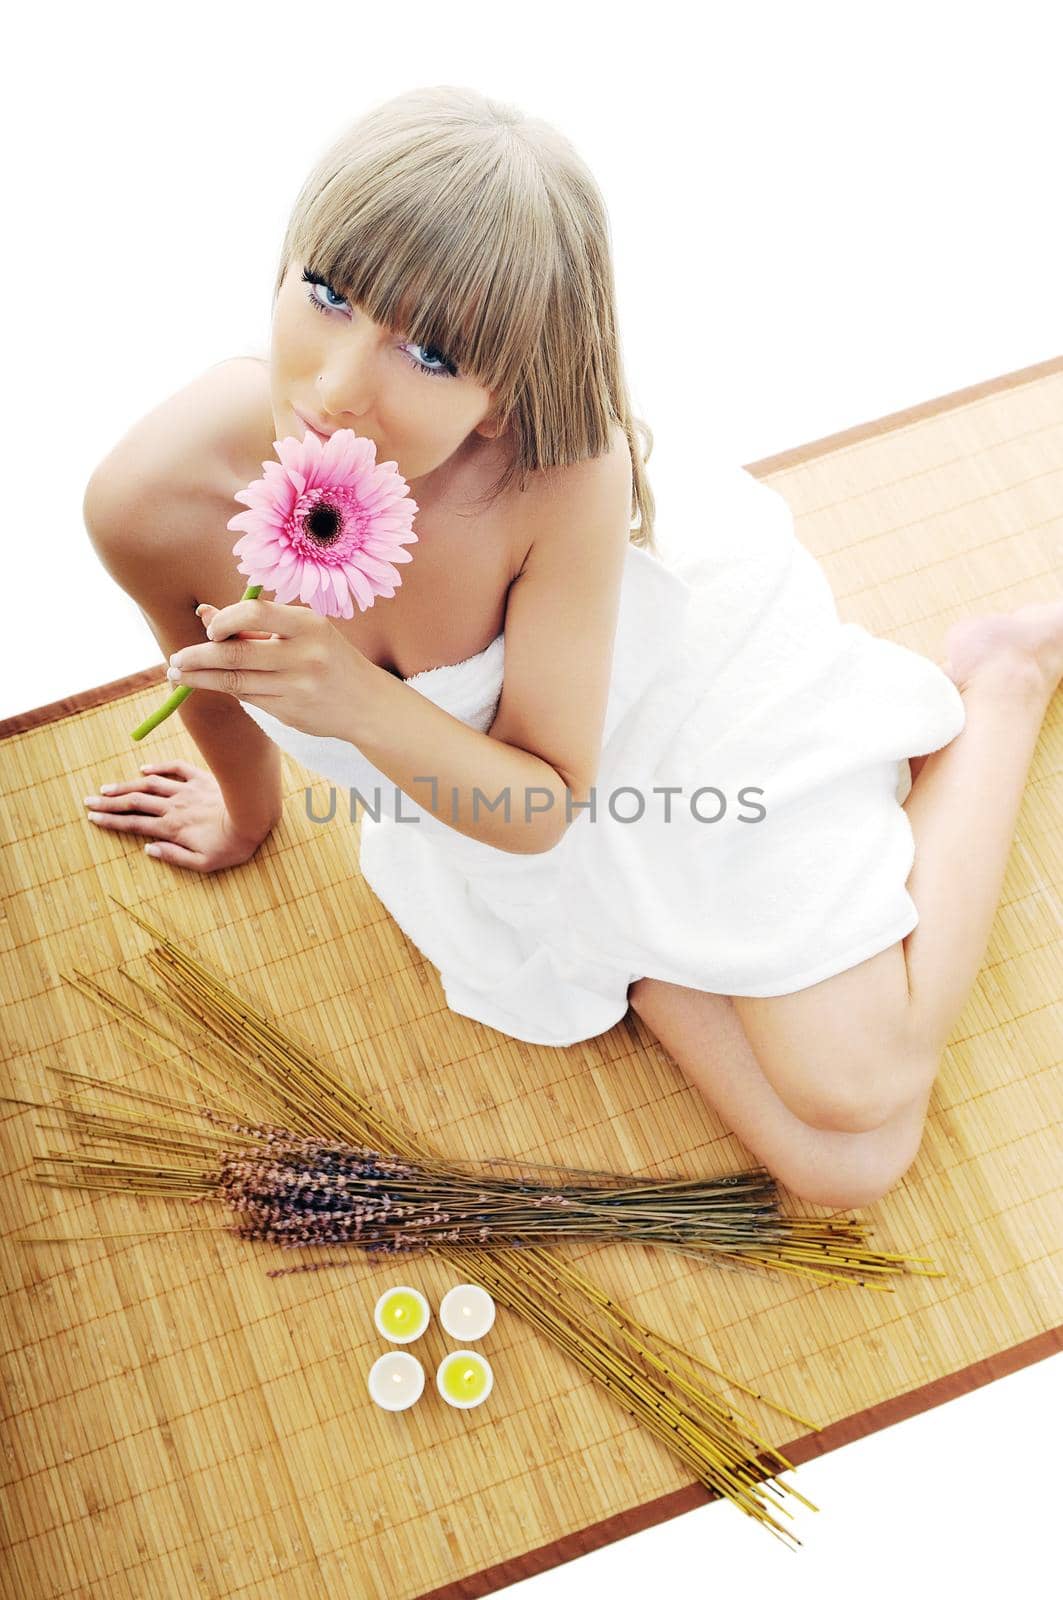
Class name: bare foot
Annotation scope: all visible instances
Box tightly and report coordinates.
[941,600,1063,698]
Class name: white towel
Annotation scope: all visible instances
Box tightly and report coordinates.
[242,465,966,1046]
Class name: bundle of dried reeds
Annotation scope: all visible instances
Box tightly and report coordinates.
[12,896,945,1550]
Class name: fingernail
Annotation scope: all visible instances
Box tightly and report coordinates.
[167,666,181,681]
[145,844,160,857]
[83,795,100,806]
[99,784,116,793]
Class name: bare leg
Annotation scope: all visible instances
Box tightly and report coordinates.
[627,982,931,1209]
[900,607,1061,1057]
[629,600,1062,1174]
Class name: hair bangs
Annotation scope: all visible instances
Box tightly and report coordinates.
[282,140,553,410]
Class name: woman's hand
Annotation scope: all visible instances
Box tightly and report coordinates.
[83,760,273,873]
[165,597,370,740]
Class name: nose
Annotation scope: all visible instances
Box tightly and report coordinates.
[316,319,381,422]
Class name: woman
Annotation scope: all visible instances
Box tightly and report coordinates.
[80,84,1062,1207]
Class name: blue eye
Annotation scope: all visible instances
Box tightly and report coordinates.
[311,279,347,312]
[404,338,459,379]
[299,266,459,379]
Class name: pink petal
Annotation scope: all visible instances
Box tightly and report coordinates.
[343,564,376,610]
[299,562,322,606]
[328,566,349,609]
[272,567,305,605]
[353,551,402,585]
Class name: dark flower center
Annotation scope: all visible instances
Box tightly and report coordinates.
[304,503,340,543]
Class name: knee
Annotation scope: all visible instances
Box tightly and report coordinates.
[775,1164,902,1211]
[796,1048,940,1135]
[772,1098,929,1209]
[772,1142,919,1210]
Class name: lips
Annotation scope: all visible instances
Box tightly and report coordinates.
[293,407,336,440]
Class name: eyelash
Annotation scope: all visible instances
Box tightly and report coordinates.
[300,268,458,379]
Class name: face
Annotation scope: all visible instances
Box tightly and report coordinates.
[268,260,504,500]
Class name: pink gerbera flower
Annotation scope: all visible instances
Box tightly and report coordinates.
[227,428,419,619]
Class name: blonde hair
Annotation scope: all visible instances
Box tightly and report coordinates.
[273,85,658,552]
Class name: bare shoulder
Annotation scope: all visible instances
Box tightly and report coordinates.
[512,421,632,573]
[546,421,631,501]
[84,357,269,532]
[82,356,271,618]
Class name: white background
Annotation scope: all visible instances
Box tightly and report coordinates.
[3,0,1060,1588]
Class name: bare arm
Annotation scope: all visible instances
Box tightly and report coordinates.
[83,461,285,843]
[341,660,572,853]
[165,661,285,842]
[330,437,633,855]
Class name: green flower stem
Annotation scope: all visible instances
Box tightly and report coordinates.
[131,584,263,742]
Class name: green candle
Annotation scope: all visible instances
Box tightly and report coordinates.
[131,584,263,742]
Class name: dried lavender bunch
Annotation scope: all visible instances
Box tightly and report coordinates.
[208,1123,802,1262]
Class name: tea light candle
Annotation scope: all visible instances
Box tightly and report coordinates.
[368,1350,425,1412]
[437,1349,494,1410]
[374,1285,430,1344]
[439,1282,496,1342]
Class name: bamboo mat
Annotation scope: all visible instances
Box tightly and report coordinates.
[2,355,1061,1597]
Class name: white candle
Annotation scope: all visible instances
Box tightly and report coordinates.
[367,1350,425,1412]
[439,1282,496,1342]
[437,1349,494,1410]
